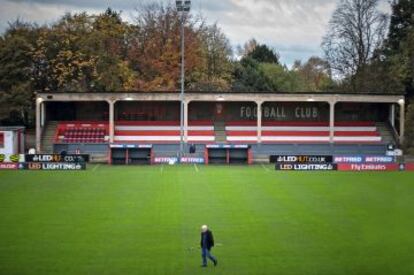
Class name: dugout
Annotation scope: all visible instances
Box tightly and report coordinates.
[205,145,252,165]
[109,144,153,165]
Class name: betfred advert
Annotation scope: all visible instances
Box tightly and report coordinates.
[153,157,178,164]
[180,157,205,164]
[334,155,395,163]
[153,157,205,164]
[337,163,400,171]
[24,162,86,170]
[271,155,333,164]
[275,163,337,171]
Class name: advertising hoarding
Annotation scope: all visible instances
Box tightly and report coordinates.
[110,144,152,149]
[337,163,400,171]
[153,157,179,164]
[25,154,89,163]
[271,155,333,163]
[153,157,205,164]
[0,163,19,170]
[0,154,25,163]
[275,163,337,171]
[180,157,205,164]
[334,156,395,163]
[364,156,395,163]
[405,163,414,171]
[24,162,86,170]
[206,144,249,149]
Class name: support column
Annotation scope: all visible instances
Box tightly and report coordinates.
[35,99,42,152]
[257,101,263,144]
[329,101,336,143]
[41,102,46,127]
[399,101,405,145]
[108,100,115,143]
[183,101,188,143]
[389,104,395,127]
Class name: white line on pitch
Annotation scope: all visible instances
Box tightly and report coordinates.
[194,164,199,172]
[160,165,164,173]
[261,164,270,172]
[92,164,100,172]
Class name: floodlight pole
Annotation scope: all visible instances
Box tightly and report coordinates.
[179,12,185,156]
[177,1,190,157]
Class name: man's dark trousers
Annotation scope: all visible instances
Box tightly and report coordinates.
[201,247,216,266]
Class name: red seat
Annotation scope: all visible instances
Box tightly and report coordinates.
[56,122,108,144]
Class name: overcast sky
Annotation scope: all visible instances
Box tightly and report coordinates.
[0,0,391,66]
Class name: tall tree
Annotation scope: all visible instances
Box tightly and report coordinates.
[32,10,134,92]
[238,39,279,64]
[387,0,414,54]
[260,62,305,92]
[404,96,414,153]
[293,57,334,92]
[193,23,233,91]
[322,0,388,78]
[247,44,279,64]
[89,8,135,91]
[32,13,99,92]
[237,39,258,57]
[232,57,273,92]
[128,3,204,91]
[385,0,414,96]
[0,21,38,125]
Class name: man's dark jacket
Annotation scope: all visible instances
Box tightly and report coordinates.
[200,230,214,250]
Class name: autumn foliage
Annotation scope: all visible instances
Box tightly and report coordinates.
[128,5,204,91]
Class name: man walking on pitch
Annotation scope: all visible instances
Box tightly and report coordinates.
[200,225,218,267]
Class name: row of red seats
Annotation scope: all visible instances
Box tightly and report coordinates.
[60,127,107,143]
[64,129,106,134]
[64,132,105,137]
[63,137,106,143]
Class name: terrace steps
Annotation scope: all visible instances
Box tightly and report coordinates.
[214,121,227,143]
[376,122,397,145]
[41,121,58,153]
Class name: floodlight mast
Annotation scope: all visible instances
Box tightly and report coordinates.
[176,0,191,157]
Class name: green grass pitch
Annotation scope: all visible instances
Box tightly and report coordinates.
[0,165,413,275]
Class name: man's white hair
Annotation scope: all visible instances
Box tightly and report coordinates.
[201,225,208,232]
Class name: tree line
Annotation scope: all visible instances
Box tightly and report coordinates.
[0,0,413,151]
[0,4,335,123]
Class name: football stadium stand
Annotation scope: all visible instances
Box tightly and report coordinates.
[35,91,406,162]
